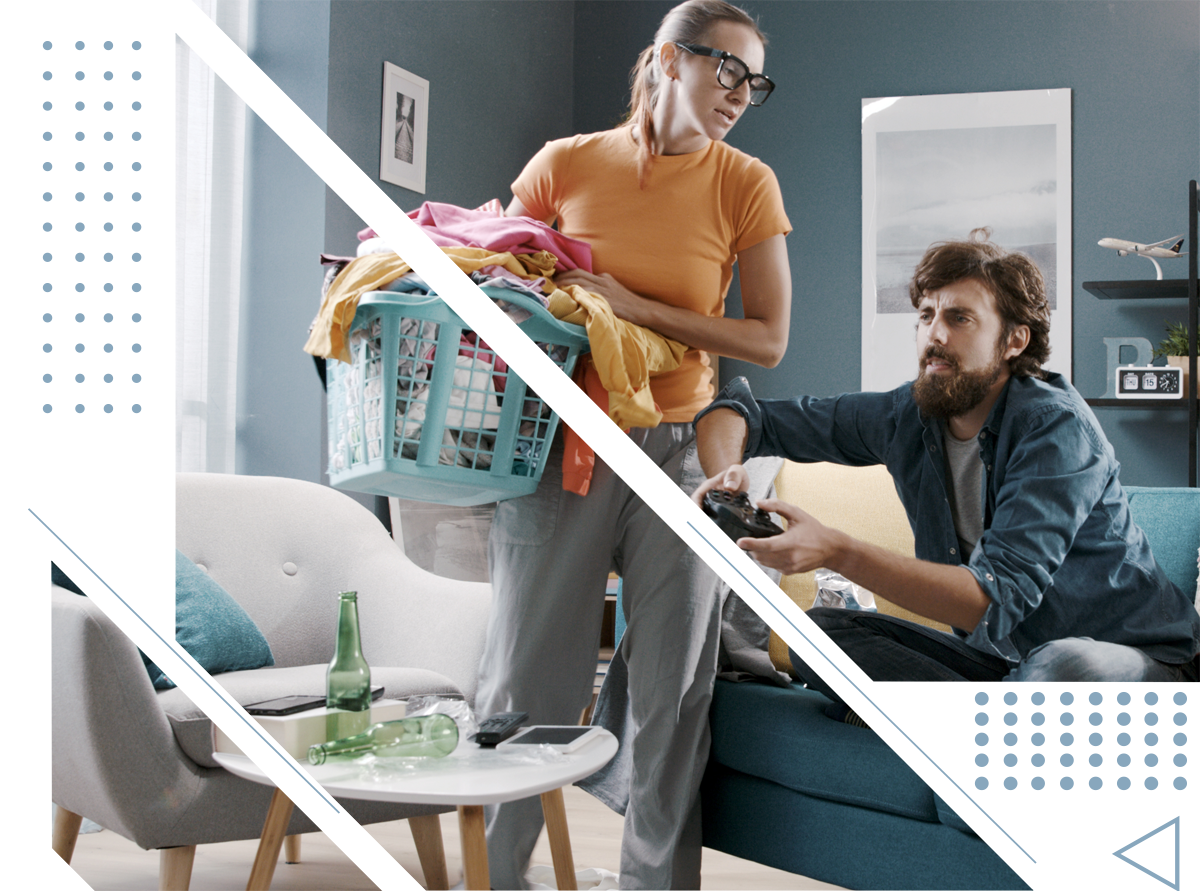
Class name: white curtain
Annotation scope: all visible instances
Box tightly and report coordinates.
[175,0,249,473]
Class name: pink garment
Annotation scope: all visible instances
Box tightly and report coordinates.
[358,201,593,272]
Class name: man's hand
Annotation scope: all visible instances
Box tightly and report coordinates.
[692,464,752,507]
[739,497,992,631]
[735,497,842,573]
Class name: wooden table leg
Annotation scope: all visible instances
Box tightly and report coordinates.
[540,788,577,891]
[408,814,450,890]
[457,805,490,891]
[246,788,295,891]
[52,806,84,864]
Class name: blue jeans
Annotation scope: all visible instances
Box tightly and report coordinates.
[790,608,1197,702]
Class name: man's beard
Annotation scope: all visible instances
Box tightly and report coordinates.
[911,346,1004,419]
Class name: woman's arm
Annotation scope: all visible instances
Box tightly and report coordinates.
[504,196,553,225]
[554,233,791,368]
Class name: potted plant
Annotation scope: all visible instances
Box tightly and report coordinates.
[1152,320,1191,392]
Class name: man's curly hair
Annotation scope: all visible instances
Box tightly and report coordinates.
[909,228,1051,379]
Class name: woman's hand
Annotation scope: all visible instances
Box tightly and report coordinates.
[554,269,651,326]
[509,202,791,367]
[691,464,752,507]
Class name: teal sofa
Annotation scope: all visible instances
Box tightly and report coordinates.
[701,486,1200,890]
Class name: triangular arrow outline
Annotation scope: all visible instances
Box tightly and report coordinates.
[1113,816,1180,890]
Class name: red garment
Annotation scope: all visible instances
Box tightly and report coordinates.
[561,356,607,496]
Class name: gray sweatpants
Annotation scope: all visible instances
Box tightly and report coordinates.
[475,423,720,889]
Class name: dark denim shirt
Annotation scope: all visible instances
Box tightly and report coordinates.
[697,374,1200,665]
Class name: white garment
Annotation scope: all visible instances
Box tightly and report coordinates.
[525,865,619,890]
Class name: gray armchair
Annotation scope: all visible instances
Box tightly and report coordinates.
[52,472,492,889]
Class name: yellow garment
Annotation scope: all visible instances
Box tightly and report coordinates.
[546,284,686,429]
[304,248,555,363]
[304,245,685,429]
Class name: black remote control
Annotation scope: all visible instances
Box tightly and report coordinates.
[472,711,529,747]
[702,490,784,540]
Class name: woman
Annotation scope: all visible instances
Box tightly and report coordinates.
[475,2,792,887]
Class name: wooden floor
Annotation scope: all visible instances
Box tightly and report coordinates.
[64,786,844,890]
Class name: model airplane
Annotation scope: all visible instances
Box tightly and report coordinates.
[1098,235,1187,280]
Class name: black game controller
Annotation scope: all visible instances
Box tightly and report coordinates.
[702,489,784,541]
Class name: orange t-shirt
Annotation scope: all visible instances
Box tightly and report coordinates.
[512,127,791,422]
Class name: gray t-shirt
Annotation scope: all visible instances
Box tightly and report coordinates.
[943,430,984,559]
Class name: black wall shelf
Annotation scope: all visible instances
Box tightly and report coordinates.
[1083,280,1188,301]
[1083,180,1199,486]
[1086,399,1198,409]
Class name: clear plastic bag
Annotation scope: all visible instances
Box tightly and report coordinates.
[405,694,479,747]
[813,568,877,611]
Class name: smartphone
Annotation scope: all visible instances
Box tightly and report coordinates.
[245,685,386,716]
[245,695,325,716]
[497,725,605,753]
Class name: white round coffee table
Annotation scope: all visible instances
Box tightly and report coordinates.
[214,729,617,891]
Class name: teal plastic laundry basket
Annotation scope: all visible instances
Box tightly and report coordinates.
[326,288,589,506]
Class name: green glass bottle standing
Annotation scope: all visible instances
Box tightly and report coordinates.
[326,591,372,741]
[308,714,459,765]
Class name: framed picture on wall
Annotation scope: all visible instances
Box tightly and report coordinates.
[861,89,1073,392]
[379,62,429,194]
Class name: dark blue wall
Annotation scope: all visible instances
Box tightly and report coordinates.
[240,0,1200,487]
[322,0,576,256]
[573,0,1200,486]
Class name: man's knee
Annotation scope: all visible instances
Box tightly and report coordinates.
[1010,638,1151,682]
[805,606,863,634]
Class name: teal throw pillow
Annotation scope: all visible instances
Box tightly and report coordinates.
[143,551,275,689]
[52,562,86,595]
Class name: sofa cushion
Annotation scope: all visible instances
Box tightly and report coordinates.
[701,763,1024,889]
[144,551,276,689]
[1125,487,1200,601]
[709,679,943,825]
[159,663,462,767]
[933,792,975,835]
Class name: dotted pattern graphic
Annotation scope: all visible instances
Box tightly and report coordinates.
[972,689,1190,792]
[39,37,146,416]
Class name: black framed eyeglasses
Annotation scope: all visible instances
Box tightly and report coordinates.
[675,43,775,106]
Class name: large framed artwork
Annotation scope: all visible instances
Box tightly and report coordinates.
[861,89,1072,392]
[379,61,428,193]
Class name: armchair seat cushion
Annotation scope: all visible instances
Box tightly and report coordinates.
[159,664,462,768]
[710,679,957,828]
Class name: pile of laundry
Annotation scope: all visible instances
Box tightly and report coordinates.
[308,200,688,495]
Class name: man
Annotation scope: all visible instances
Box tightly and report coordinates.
[694,232,1200,690]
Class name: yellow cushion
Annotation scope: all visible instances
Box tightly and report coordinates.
[768,461,950,674]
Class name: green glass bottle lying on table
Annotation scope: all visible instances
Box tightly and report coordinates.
[326,591,372,740]
[308,714,459,765]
